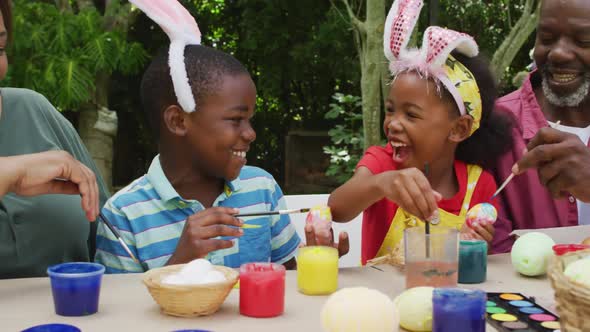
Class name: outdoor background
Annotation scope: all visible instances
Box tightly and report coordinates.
[6,0,541,194]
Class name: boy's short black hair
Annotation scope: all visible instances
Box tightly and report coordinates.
[442,51,515,168]
[140,44,249,138]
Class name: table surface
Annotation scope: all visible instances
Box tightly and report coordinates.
[0,253,557,332]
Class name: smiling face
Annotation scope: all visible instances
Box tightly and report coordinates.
[534,0,590,108]
[182,73,257,181]
[384,72,464,170]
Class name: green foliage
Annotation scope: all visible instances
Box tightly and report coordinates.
[436,0,536,92]
[176,0,360,182]
[6,0,148,110]
[323,93,364,184]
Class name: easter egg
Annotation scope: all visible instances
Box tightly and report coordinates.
[162,274,190,285]
[179,258,213,278]
[201,270,227,284]
[564,258,590,287]
[306,205,333,237]
[511,232,555,276]
[466,203,497,228]
[394,287,433,331]
[321,287,399,332]
[306,205,332,224]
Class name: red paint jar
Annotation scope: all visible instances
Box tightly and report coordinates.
[239,263,285,318]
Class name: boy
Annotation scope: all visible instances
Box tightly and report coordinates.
[95,0,300,272]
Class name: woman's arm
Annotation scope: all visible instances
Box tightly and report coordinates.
[0,151,99,220]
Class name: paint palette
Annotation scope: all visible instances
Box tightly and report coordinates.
[486,293,560,331]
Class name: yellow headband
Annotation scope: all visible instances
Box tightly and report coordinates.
[442,55,482,135]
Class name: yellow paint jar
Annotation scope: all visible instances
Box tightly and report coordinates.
[297,246,338,295]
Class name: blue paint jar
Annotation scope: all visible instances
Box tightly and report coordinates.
[433,288,486,332]
[47,262,105,316]
[458,240,487,284]
[21,324,81,332]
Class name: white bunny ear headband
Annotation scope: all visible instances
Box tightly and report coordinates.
[384,0,482,135]
[130,0,202,113]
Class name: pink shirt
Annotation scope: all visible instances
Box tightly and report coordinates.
[492,72,581,253]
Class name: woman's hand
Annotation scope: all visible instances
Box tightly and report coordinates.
[0,151,100,221]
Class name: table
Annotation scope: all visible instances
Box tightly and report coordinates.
[0,254,556,332]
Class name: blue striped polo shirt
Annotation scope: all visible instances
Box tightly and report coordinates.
[95,155,300,273]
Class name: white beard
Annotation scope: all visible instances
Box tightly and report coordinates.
[541,71,590,108]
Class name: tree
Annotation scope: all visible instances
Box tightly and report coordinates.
[8,0,148,189]
[332,0,386,150]
[438,0,539,91]
[490,0,541,82]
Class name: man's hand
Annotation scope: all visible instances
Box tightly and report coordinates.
[513,127,590,202]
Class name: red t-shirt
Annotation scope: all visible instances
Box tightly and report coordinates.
[356,144,498,264]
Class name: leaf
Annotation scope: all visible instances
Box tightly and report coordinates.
[52,58,95,109]
[83,32,118,72]
[118,42,149,75]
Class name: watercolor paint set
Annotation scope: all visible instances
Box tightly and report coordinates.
[485,293,560,331]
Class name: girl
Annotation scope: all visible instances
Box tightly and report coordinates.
[328,0,513,265]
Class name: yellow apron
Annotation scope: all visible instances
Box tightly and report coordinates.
[375,164,483,257]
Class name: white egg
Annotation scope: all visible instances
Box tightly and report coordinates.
[179,258,213,278]
[200,270,227,284]
[162,274,190,285]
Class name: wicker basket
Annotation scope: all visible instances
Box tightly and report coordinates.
[143,264,239,317]
[548,249,590,332]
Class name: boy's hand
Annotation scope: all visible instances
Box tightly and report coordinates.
[167,207,243,265]
[460,221,495,245]
[304,223,350,258]
[378,168,442,221]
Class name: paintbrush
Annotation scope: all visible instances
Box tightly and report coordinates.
[57,178,138,263]
[491,121,561,201]
[235,208,310,218]
[424,163,431,259]
[98,212,139,263]
[491,173,514,200]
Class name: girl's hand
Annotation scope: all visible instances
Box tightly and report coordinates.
[378,168,442,221]
[460,221,495,245]
[303,222,350,258]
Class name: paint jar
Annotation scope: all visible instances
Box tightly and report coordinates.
[239,262,285,318]
[21,324,81,332]
[47,262,105,316]
[297,246,338,295]
[433,288,486,332]
[404,226,459,288]
[458,239,487,283]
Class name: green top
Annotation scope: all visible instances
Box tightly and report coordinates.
[0,88,110,278]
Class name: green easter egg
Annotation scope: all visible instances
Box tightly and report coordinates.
[393,287,433,331]
[511,232,555,276]
[564,258,590,287]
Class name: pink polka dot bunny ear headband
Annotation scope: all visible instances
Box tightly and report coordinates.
[384,0,483,135]
[130,0,201,113]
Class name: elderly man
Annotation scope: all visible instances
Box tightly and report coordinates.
[492,0,590,253]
